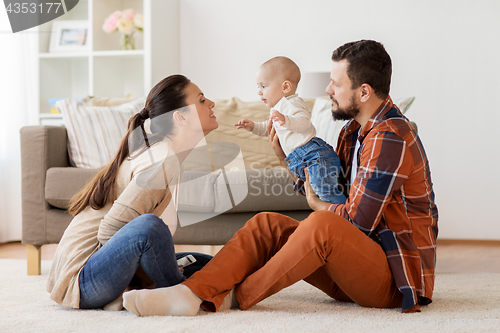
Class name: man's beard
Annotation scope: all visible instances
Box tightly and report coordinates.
[331,96,360,121]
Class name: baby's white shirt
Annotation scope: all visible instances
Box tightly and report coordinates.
[252,94,316,156]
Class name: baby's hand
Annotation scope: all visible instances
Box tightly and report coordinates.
[235,119,254,132]
[270,110,286,126]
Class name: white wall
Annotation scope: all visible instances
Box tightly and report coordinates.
[180,0,500,240]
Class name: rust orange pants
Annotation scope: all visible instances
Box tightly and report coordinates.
[182,211,403,311]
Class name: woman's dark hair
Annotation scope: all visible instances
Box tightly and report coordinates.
[332,40,392,99]
[68,74,191,216]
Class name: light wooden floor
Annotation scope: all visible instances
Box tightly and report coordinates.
[1,240,500,273]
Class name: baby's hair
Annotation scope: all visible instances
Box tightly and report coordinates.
[262,56,301,87]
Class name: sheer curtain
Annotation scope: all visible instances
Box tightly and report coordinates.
[0,10,38,243]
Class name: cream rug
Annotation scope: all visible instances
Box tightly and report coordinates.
[1,259,499,333]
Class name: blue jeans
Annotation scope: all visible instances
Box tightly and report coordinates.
[286,137,347,204]
[78,214,212,309]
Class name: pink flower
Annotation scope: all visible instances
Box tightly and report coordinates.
[102,9,144,35]
[102,11,122,34]
[122,9,137,20]
[102,19,116,33]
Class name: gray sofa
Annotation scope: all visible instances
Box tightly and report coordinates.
[20,125,312,275]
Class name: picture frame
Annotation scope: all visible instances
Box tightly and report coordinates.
[49,20,89,52]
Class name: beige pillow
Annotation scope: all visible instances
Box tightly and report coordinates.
[206,97,315,170]
[88,96,137,107]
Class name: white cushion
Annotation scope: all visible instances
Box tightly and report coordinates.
[393,96,415,114]
[57,98,145,168]
[310,97,348,149]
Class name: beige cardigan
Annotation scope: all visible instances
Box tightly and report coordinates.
[47,138,181,308]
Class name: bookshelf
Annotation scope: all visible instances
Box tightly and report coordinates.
[36,0,179,124]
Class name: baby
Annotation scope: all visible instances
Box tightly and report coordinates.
[235,56,346,204]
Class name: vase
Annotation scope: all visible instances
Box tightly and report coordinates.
[120,33,135,50]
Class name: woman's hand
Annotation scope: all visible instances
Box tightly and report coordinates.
[267,119,287,167]
[304,168,331,211]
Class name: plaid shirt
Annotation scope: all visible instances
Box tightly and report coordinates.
[328,96,438,313]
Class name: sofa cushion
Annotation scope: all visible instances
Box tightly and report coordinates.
[56,98,145,168]
[393,96,416,114]
[88,96,136,107]
[45,166,310,215]
[214,168,310,213]
[45,167,98,209]
[177,171,218,213]
[46,167,218,212]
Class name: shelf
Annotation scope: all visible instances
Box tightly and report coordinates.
[93,56,144,98]
[40,51,144,59]
[39,50,144,59]
[39,57,89,114]
[93,50,145,57]
[39,113,64,126]
[39,52,90,59]
[35,0,177,124]
[39,113,63,119]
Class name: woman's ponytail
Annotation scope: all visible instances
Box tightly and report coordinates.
[68,112,145,215]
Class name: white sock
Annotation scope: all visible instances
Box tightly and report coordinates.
[218,288,240,312]
[123,284,202,317]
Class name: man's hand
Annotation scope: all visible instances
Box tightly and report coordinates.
[304,168,331,211]
[267,119,288,168]
[235,119,254,132]
[270,110,286,126]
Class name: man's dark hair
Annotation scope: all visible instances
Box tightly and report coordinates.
[332,40,392,99]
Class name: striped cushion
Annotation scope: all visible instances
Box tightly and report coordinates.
[57,98,145,168]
